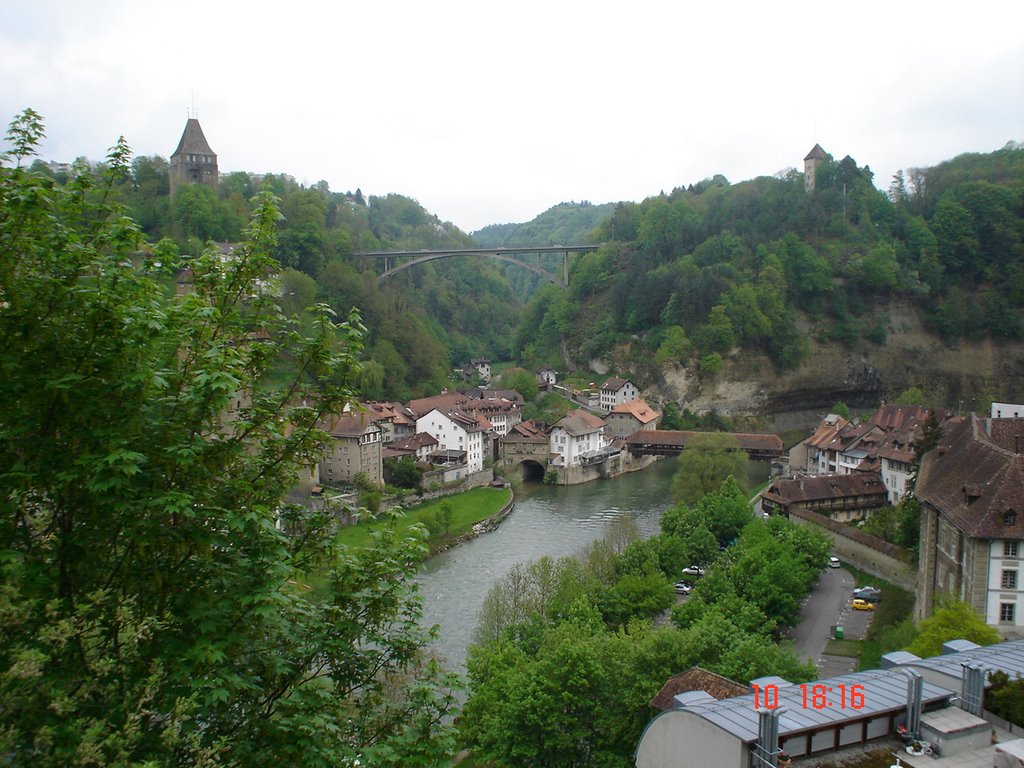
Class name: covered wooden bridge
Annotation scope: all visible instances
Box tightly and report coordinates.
[624,430,784,461]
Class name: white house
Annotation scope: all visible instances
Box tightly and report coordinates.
[469,358,491,383]
[538,367,558,387]
[416,408,487,473]
[466,396,521,437]
[550,409,609,467]
[599,377,639,412]
[877,441,917,505]
[992,402,1024,419]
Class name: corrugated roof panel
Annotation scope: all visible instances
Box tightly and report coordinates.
[684,669,954,742]
[902,638,1024,681]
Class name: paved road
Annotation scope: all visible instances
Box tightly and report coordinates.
[787,566,876,677]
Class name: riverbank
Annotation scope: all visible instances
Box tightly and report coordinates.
[335,486,513,552]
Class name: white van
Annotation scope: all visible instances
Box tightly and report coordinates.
[828,556,841,568]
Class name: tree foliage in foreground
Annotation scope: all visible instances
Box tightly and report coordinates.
[669,433,748,506]
[0,111,456,767]
[461,500,820,767]
[905,600,1001,658]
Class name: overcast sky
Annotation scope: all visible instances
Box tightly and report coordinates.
[2,0,1022,233]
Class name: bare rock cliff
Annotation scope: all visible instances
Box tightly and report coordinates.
[653,302,1024,429]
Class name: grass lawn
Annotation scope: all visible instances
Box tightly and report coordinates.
[335,486,512,551]
[824,638,862,657]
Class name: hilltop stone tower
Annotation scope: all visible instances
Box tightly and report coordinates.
[169,117,219,198]
[803,143,827,192]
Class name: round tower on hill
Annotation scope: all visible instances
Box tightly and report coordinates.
[803,143,827,192]
[169,117,218,198]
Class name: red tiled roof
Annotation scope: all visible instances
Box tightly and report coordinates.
[406,392,465,418]
[503,419,549,442]
[608,398,660,424]
[867,404,951,432]
[555,409,606,435]
[318,410,380,437]
[600,377,630,392]
[988,417,1024,453]
[917,415,1024,540]
[392,432,438,451]
[762,472,886,504]
[803,415,851,449]
[649,667,748,710]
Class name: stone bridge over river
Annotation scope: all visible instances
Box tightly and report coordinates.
[625,430,784,462]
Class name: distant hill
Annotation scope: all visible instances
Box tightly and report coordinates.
[510,143,1024,422]
[472,201,618,299]
[472,201,617,247]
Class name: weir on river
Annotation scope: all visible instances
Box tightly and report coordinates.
[415,459,679,673]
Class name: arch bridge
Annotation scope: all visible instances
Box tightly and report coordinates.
[357,245,600,287]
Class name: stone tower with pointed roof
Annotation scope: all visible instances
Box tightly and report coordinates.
[169,118,219,197]
[803,143,827,192]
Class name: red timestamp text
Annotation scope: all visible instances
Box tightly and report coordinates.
[751,683,866,710]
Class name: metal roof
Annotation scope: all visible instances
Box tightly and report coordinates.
[901,638,1024,682]
[682,668,953,743]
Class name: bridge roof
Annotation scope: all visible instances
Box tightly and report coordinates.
[625,430,783,452]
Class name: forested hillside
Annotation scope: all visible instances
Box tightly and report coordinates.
[513,144,1024,412]
[30,140,1024,412]
[32,156,522,401]
[473,201,615,298]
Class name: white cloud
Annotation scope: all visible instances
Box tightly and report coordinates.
[1,0,1022,232]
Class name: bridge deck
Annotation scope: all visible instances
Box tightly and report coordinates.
[625,430,783,460]
[357,245,599,258]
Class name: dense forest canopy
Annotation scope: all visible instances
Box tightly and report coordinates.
[515,143,1024,382]
[26,136,1024,403]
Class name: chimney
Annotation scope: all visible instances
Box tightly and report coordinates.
[904,669,923,740]
[754,707,785,767]
[960,664,985,716]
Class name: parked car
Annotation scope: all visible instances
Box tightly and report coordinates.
[853,586,882,602]
[851,598,875,611]
[828,556,841,568]
[681,565,705,577]
[674,580,693,595]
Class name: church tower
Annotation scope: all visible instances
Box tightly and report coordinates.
[803,143,827,192]
[169,117,219,198]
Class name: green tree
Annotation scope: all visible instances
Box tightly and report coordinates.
[894,385,927,405]
[0,111,456,767]
[698,304,736,353]
[386,454,421,489]
[986,671,1024,728]
[906,601,1001,658]
[670,434,748,506]
[655,324,692,365]
[501,367,540,402]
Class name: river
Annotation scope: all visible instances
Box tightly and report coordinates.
[415,458,679,674]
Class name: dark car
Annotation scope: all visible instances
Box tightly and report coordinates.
[853,586,882,603]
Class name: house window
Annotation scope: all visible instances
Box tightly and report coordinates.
[1006,510,1019,526]
[1006,542,1020,558]
[1001,603,1016,623]
[1003,570,1019,589]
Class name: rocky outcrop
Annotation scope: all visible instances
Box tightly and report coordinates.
[647,301,1024,429]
